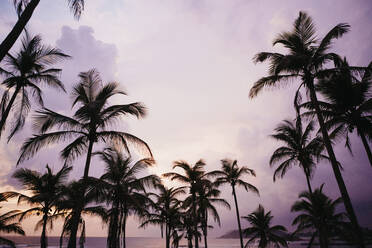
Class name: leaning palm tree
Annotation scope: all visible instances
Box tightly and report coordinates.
[0,32,68,140]
[17,69,152,248]
[141,184,186,248]
[162,159,214,248]
[249,11,365,245]
[94,146,159,248]
[0,0,84,63]
[270,118,324,193]
[213,159,259,248]
[0,193,25,248]
[57,180,108,248]
[304,59,372,167]
[291,185,346,248]
[8,165,71,248]
[242,205,288,248]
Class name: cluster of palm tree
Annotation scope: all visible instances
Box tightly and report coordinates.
[251,11,372,247]
[1,1,371,247]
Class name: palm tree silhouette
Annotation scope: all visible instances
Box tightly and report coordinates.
[0,0,84,63]
[242,205,288,248]
[57,180,107,248]
[303,59,372,167]
[163,159,214,248]
[0,193,25,248]
[9,165,71,248]
[141,184,186,248]
[94,146,159,248]
[191,181,230,248]
[0,32,68,140]
[213,159,259,248]
[249,11,365,245]
[17,69,152,248]
[291,185,346,248]
[270,118,324,193]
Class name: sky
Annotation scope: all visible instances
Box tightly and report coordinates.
[0,0,372,238]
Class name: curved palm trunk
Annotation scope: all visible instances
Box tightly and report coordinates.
[40,213,48,248]
[0,0,41,63]
[308,81,365,247]
[68,140,94,248]
[122,213,127,248]
[231,185,244,248]
[358,130,372,167]
[0,86,21,137]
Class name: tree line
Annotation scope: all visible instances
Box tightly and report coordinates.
[0,1,371,248]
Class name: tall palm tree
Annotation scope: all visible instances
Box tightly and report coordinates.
[57,180,107,248]
[17,69,152,248]
[0,193,25,248]
[8,165,71,248]
[0,32,68,140]
[270,118,324,193]
[162,159,214,248]
[0,0,84,63]
[191,181,230,248]
[214,159,259,248]
[249,11,365,245]
[242,205,288,248]
[291,185,346,248]
[304,59,372,167]
[94,146,159,248]
[141,184,186,248]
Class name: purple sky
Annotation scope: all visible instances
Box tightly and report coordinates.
[0,0,372,238]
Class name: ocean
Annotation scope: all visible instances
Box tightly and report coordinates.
[2,236,368,248]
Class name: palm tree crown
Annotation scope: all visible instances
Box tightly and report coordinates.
[243,205,288,248]
[94,146,159,248]
[0,32,68,140]
[270,118,324,193]
[10,165,71,248]
[291,185,346,247]
[17,69,152,173]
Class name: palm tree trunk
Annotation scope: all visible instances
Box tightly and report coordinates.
[308,81,365,247]
[203,212,208,248]
[304,168,313,194]
[123,214,127,248]
[166,223,170,248]
[0,0,40,63]
[192,193,199,248]
[0,86,21,137]
[68,140,95,248]
[307,233,315,248]
[41,213,48,248]
[232,185,244,248]
[358,130,372,167]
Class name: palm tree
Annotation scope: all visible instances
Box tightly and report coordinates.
[213,159,259,248]
[0,193,25,248]
[270,118,324,193]
[0,0,84,63]
[17,69,152,248]
[192,181,230,248]
[242,205,288,248]
[304,59,372,167]
[57,180,108,248]
[94,146,159,248]
[291,185,346,248]
[0,32,68,140]
[249,11,365,245]
[162,159,214,248]
[8,165,71,248]
[141,184,186,248]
